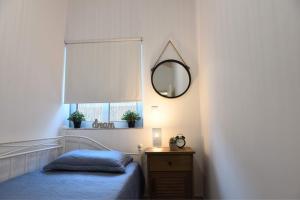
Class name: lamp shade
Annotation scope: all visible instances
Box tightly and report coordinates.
[152,128,162,147]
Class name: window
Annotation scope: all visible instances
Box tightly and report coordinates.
[77,103,107,122]
[63,40,143,129]
[109,102,138,121]
[69,102,143,128]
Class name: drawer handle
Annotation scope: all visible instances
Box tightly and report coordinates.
[168,161,172,166]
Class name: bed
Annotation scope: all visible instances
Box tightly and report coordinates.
[0,149,144,200]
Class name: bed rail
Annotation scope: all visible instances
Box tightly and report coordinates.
[0,137,63,160]
[63,135,142,155]
[0,135,142,159]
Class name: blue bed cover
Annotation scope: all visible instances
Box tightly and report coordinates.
[0,162,144,200]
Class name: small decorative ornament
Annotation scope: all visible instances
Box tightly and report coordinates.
[92,119,99,128]
[108,123,115,129]
[169,137,178,151]
[103,123,108,128]
[175,134,186,148]
[92,119,115,129]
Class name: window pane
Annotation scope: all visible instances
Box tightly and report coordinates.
[78,103,106,122]
[110,102,137,121]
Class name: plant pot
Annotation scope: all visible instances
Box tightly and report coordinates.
[169,143,178,151]
[128,121,135,128]
[73,121,82,129]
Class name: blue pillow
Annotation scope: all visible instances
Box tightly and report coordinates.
[43,149,133,173]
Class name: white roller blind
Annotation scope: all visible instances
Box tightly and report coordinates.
[64,40,142,103]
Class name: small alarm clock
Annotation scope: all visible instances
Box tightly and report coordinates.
[175,134,186,148]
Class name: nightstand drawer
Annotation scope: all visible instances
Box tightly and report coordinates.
[148,155,192,171]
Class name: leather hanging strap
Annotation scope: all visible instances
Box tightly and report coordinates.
[152,40,188,70]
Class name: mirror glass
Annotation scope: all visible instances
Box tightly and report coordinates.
[151,59,191,98]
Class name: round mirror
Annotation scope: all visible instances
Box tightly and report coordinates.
[151,59,191,98]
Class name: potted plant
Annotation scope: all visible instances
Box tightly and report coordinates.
[68,110,86,128]
[121,110,141,128]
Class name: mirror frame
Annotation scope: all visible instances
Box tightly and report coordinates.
[151,59,192,99]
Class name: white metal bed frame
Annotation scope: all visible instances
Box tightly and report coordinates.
[0,135,142,160]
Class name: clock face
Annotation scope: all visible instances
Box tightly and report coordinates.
[176,138,186,148]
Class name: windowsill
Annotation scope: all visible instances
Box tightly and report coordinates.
[62,127,144,130]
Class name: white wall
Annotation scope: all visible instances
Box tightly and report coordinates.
[66,0,203,197]
[197,0,300,198]
[0,0,67,142]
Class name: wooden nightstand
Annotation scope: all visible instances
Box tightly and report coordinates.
[145,147,195,199]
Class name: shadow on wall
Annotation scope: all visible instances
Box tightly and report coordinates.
[45,104,67,137]
[206,125,300,198]
[204,125,259,199]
